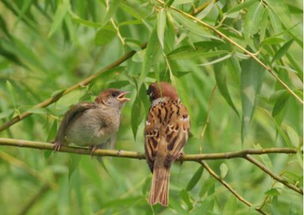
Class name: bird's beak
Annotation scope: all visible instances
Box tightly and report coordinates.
[117,91,130,103]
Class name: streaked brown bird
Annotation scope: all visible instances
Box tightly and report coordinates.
[53,88,129,152]
[145,82,190,206]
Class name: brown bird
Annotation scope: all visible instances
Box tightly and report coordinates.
[53,88,130,152]
[145,82,190,206]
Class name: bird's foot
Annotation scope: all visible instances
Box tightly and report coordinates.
[89,145,98,157]
[53,142,62,151]
[177,152,184,165]
[177,152,184,160]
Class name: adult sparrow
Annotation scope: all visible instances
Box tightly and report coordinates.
[53,88,129,152]
[145,82,190,206]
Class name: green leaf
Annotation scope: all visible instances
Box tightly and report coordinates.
[48,0,70,37]
[157,9,166,49]
[0,110,14,120]
[272,91,290,117]
[164,13,176,53]
[261,37,285,46]
[265,188,280,196]
[103,0,120,25]
[131,85,146,138]
[58,175,70,215]
[186,166,204,191]
[95,26,116,46]
[47,120,58,142]
[220,163,229,178]
[101,196,143,208]
[170,9,219,40]
[244,2,266,37]
[191,199,214,214]
[139,27,160,85]
[6,80,17,108]
[240,59,265,142]
[214,59,239,116]
[272,40,293,64]
[180,189,193,210]
[69,11,101,28]
[169,49,228,60]
[0,38,46,71]
[226,0,257,15]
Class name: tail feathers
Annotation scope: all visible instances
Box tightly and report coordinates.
[149,167,170,206]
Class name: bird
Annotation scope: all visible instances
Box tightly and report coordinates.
[53,88,130,153]
[144,82,190,206]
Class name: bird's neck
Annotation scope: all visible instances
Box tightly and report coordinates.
[151,97,180,107]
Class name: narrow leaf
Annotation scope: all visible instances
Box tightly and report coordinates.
[48,0,70,37]
[272,40,293,64]
[186,166,204,191]
[157,9,166,49]
[226,0,257,15]
[240,59,265,142]
[95,26,116,46]
[272,91,290,117]
[213,59,239,116]
[220,163,229,178]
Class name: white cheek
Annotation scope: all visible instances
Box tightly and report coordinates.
[181,116,189,121]
[146,121,151,126]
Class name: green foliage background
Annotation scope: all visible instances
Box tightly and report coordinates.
[0,0,302,214]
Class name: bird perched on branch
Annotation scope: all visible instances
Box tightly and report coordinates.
[145,82,190,206]
[53,88,129,152]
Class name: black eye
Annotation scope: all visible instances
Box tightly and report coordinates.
[111,91,120,97]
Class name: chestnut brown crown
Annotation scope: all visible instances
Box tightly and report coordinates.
[147,82,179,101]
[95,88,129,108]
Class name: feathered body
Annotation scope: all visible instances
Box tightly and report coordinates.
[145,82,190,206]
[54,89,129,151]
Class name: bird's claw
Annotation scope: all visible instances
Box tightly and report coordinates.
[53,142,62,151]
[89,145,98,157]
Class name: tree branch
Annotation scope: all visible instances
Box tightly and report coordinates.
[198,161,267,215]
[0,43,147,132]
[245,155,303,195]
[0,138,298,161]
[0,137,302,196]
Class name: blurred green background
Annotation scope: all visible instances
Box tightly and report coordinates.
[0,0,302,214]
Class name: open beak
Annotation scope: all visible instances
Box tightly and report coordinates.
[117,91,130,103]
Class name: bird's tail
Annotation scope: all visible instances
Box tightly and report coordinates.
[149,166,170,206]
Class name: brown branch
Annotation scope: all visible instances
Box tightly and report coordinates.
[199,161,267,215]
[0,138,298,161]
[245,155,303,195]
[0,137,302,197]
[0,43,147,132]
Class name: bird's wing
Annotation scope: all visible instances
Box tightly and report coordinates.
[55,102,97,144]
[144,100,190,171]
[165,102,190,160]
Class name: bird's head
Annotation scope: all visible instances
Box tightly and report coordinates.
[147,82,179,101]
[95,88,130,109]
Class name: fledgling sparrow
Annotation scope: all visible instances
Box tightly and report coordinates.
[144,82,190,206]
[53,88,130,152]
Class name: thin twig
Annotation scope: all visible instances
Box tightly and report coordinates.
[0,43,147,132]
[199,161,267,215]
[245,155,303,195]
[156,0,303,104]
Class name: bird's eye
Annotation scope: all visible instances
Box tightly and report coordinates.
[111,92,120,97]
